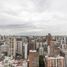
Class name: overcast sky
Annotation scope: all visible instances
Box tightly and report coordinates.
[0,0,67,35]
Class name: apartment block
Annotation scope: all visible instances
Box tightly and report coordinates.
[29,50,39,67]
[45,56,64,67]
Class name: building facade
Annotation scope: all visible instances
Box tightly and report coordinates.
[45,56,64,67]
[29,50,39,67]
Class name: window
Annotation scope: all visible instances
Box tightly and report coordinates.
[57,59,62,67]
[51,59,56,67]
[32,58,39,67]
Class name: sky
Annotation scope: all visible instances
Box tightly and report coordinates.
[0,0,67,35]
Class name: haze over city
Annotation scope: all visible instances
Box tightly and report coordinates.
[0,0,67,35]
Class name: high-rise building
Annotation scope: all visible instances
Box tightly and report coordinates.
[6,36,15,57]
[29,50,39,67]
[23,42,28,59]
[45,56,64,67]
[61,44,67,67]
[1,43,9,56]
[49,41,60,56]
[36,41,40,50]
[47,33,52,55]
[39,42,44,55]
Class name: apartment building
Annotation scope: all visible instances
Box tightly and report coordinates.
[45,56,64,67]
[29,50,39,67]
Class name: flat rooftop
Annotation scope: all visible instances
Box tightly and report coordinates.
[29,50,37,52]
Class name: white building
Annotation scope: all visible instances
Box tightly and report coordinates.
[1,43,9,56]
[23,42,28,59]
[22,60,28,67]
[39,42,44,55]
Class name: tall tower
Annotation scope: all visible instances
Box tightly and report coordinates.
[29,50,39,67]
[13,37,17,57]
[47,33,52,55]
[23,42,28,59]
[39,42,44,55]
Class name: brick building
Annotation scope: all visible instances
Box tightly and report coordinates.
[29,50,39,67]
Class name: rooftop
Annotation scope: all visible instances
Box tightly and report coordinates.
[29,50,37,52]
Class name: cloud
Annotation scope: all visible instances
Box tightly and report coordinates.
[0,0,67,35]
